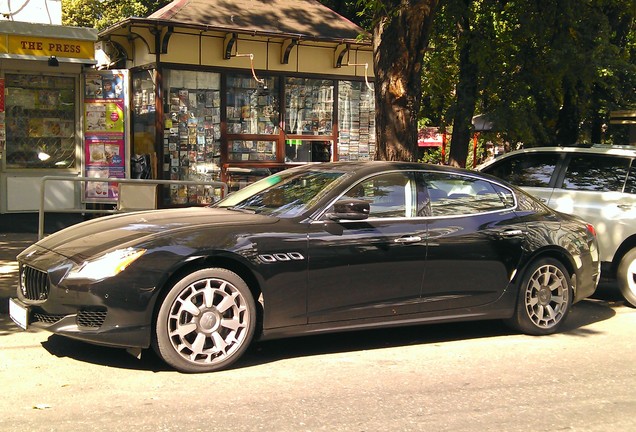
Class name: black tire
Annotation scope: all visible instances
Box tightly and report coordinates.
[617,248,636,308]
[153,268,256,373]
[506,258,572,335]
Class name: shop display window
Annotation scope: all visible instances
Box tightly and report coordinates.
[131,69,157,181]
[228,140,277,161]
[163,70,223,205]
[338,81,376,161]
[4,74,76,169]
[285,140,332,163]
[226,75,279,135]
[285,78,334,135]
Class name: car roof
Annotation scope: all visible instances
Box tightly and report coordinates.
[295,161,478,177]
[478,144,636,170]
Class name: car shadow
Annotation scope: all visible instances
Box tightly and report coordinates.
[35,284,621,373]
[239,295,617,369]
[40,336,172,372]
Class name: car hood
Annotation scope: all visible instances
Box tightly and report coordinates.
[20,207,277,262]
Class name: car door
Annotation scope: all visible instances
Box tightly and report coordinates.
[306,171,427,323]
[420,172,526,311]
[548,153,636,262]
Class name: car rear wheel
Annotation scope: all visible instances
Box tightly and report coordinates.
[154,268,256,373]
[506,258,572,335]
[617,248,636,308]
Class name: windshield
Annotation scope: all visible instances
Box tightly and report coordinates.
[216,167,347,217]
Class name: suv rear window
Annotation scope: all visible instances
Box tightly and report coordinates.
[485,153,559,187]
[560,155,632,192]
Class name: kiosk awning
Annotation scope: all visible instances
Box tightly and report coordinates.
[0,21,97,64]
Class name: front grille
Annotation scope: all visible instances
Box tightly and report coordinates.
[77,309,107,328]
[32,312,65,324]
[21,265,49,301]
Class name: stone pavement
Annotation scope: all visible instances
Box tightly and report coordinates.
[0,232,38,314]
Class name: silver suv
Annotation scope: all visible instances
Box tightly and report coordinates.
[479,145,636,307]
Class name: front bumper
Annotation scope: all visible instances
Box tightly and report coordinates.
[14,246,163,349]
[10,297,151,348]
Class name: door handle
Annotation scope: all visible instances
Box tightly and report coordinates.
[617,204,633,210]
[499,229,524,237]
[394,236,422,243]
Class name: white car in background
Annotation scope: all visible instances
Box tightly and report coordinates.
[479,144,636,307]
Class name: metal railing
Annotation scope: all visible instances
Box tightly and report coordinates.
[39,176,228,240]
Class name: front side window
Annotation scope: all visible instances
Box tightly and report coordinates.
[343,172,414,218]
[485,153,560,188]
[5,74,76,169]
[560,155,631,192]
[425,173,514,216]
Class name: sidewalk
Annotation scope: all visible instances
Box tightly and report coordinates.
[0,233,38,314]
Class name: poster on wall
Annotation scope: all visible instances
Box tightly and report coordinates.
[83,71,128,202]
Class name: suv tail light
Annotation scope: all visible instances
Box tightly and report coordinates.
[586,223,597,238]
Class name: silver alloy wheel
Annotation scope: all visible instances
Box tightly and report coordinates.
[618,248,636,307]
[166,277,251,366]
[625,259,636,292]
[523,264,569,329]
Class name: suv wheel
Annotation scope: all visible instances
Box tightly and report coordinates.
[617,248,636,308]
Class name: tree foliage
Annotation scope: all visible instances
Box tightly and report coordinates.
[62,0,635,166]
[62,0,170,30]
[421,0,635,166]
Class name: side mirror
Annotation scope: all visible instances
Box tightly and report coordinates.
[326,199,370,221]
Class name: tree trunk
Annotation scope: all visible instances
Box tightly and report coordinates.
[373,1,439,161]
[590,84,604,144]
[556,77,581,146]
[448,0,477,168]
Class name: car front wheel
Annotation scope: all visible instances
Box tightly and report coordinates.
[617,248,636,308]
[506,258,572,335]
[154,268,256,373]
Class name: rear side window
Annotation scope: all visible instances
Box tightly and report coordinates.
[560,155,631,192]
[424,173,515,217]
[484,153,559,187]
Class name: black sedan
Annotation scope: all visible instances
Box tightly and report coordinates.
[10,162,600,373]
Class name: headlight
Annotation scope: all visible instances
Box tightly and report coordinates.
[66,248,147,281]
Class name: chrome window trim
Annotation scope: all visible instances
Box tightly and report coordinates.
[310,169,519,224]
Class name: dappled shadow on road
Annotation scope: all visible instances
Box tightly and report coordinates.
[0,314,30,337]
[21,281,627,373]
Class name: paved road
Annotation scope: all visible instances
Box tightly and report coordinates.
[0,281,634,432]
